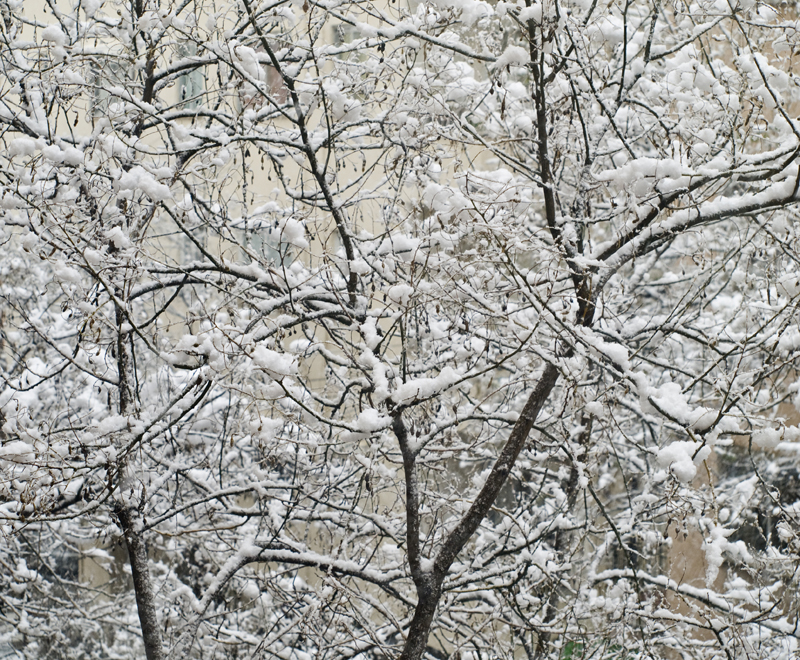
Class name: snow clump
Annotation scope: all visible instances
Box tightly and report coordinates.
[251,346,298,380]
[494,46,530,69]
[656,440,708,483]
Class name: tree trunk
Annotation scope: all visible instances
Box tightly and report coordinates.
[115,296,163,660]
[398,579,442,660]
[116,504,166,660]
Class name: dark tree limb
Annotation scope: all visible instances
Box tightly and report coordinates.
[116,503,166,660]
[397,361,561,660]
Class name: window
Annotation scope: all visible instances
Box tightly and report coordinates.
[176,43,204,109]
[90,56,126,116]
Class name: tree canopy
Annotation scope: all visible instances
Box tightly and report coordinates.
[2,0,800,658]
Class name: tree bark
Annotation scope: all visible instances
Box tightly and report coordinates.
[398,578,442,660]
[116,504,166,660]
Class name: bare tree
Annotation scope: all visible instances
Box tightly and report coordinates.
[1,0,800,659]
